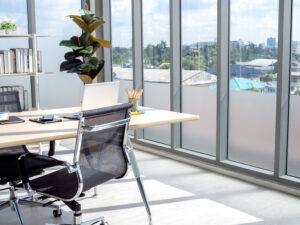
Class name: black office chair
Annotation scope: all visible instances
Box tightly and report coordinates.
[0,91,22,112]
[0,91,60,225]
[18,103,153,225]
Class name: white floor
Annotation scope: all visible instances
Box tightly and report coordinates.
[1,140,300,225]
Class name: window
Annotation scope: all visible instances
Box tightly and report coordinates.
[111,0,133,103]
[0,0,32,106]
[228,0,278,170]
[36,0,83,109]
[181,0,217,156]
[143,0,171,145]
[288,0,300,177]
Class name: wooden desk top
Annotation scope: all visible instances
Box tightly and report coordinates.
[0,107,199,148]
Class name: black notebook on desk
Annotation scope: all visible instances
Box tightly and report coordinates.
[61,113,80,120]
[29,118,62,124]
[0,116,25,125]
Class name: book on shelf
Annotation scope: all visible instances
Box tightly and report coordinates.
[0,50,10,74]
[20,48,24,73]
[37,50,42,72]
[0,54,4,74]
[10,50,16,73]
[23,48,28,73]
[11,48,21,73]
[0,48,43,74]
[28,49,33,73]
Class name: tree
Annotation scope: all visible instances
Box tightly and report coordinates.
[248,87,261,92]
[260,74,277,82]
[295,89,300,95]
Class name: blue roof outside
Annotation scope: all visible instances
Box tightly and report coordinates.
[210,78,268,90]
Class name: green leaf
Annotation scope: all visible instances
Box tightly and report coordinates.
[71,46,84,51]
[79,57,100,69]
[88,57,100,66]
[60,36,84,50]
[78,45,93,54]
[59,40,74,47]
[79,32,89,45]
[60,59,82,72]
[64,51,84,60]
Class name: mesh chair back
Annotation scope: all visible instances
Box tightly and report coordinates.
[78,103,132,192]
[0,91,21,112]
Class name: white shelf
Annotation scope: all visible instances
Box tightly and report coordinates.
[0,72,53,77]
[0,33,51,110]
[0,34,50,38]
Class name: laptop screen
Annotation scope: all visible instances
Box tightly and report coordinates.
[81,81,120,111]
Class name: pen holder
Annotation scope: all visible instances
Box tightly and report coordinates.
[128,98,139,112]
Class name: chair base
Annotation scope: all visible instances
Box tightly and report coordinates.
[46,215,107,225]
[0,184,60,225]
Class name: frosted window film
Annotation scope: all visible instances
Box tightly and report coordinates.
[228,91,276,170]
[182,87,216,155]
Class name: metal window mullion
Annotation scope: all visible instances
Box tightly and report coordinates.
[94,0,112,82]
[27,0,37,109]
[102,0,112,82]
[275,0,292,177]
[170,0,182,149]
[216,0,230,162]
[81,0,90,9]
[132,0,144,140]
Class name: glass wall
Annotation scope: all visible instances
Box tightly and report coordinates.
[228,0,278,170]
[36,0,83,109]
[288,0,300,177]
[111,0,133,103]
[181,0,217,156]
[142,0,171,145]
[0,0,32,107]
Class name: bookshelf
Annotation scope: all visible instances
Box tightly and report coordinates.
[0,34,50,38]
[0,72,53,77]
[0,33,52,109]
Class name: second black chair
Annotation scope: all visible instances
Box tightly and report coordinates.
[0,91,59,225]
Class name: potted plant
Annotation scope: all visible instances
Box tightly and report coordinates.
[59,9,111,84]
[0,21,17,34]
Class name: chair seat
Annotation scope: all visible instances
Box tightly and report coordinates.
[25,165,121,200]
[0,146,31,184]
[27,168,80,200]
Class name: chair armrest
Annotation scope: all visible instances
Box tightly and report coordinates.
[18,153,77,185]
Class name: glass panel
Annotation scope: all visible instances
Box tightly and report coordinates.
[36,0,83,109]
[143,0,170,145]
[111,0,133,103]
[228,0,278,170]
[288,0,300,177]
[0,0,32,107]
[181,0,217,156]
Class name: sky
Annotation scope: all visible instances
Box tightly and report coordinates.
[1,0,300,48]
[111,0,280,47]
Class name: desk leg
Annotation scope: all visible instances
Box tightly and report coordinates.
[38,142,42,155]
[126,138,153,225]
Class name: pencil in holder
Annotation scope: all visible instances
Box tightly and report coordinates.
[126,88,143,112]
[128,98,139,112]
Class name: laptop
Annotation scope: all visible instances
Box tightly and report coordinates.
[63,81,120,119]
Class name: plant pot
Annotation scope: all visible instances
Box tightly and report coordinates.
[5,30,10,35]
[78,74,93,84]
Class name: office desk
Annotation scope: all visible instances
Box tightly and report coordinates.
[0,107,199,148]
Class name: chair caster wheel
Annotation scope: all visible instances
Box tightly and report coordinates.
[53,208,62,218]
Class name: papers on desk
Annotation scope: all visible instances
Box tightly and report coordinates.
[0,112,9,121]
[0,116,25,125]
[131,110,145,116]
